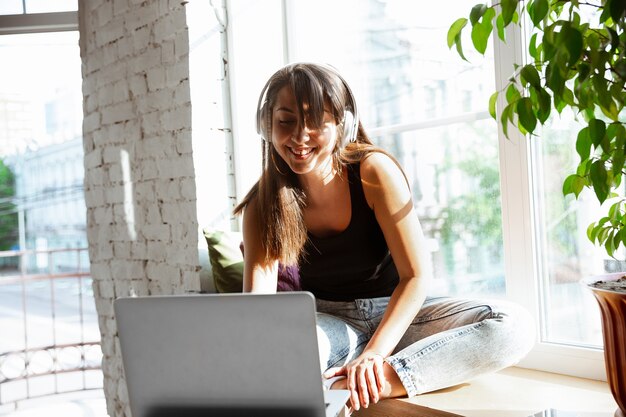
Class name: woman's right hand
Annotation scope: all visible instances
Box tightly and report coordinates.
[323,351,386,411]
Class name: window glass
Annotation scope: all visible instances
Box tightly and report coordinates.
[529,7,608,348]
[533,112,607,347]
[0,1,23,15]
[373,120,503,298]
[0,30,100,401]
[24,0,77,13]
[186,1,232,232]
[288,0,504,299]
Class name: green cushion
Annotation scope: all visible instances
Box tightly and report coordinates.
[203,229,244,293]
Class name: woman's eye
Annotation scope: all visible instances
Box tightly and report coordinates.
[278,120,295,125]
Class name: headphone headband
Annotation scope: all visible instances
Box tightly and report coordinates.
[256,62,359,148]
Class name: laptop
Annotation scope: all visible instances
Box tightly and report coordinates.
[114,292,350,417]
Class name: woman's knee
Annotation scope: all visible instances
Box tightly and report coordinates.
[488,300,536,365]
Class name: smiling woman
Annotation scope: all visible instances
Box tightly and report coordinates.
[232,62,535,413]
[270,86,339,176]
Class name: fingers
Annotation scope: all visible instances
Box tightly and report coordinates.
[346,360,385,410]
[347,366,361,411]
[374,355,386,394]
[366,365,379,403]
[323,366,345,379]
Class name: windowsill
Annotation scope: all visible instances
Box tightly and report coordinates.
[355,366,618,417]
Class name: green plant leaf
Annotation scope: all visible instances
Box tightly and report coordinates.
[609,0,626,21]
[588,119,607,147]
[496,14,506,41]
[615,123,626,148]
[563,173,586,197]
[613,230,623,254]
[528,0,549,26]
[592,75,611,110]
[562,87,575,106]
[590,160,609,203]
[488,91,498,119]
[546,62,564,98]
[561,26,583,67]
[615,58,626,80]
[586,222,595,241]
[506,84,521,104]
[612,124,626,176]
[501,0,518,26]
[447,18,468,48]
[542,24,557,61]
[501,103,513,138]
[598,227,610,247]
[605,231,616,257]
[608,200,622,222]
[577,158,591,176]
[517,98,537,134]
[554,94,567,114]
[577,62,591,82]
[470,4,488,25]
[537,89,551,124]
[471,11,494,55]
[528,33,538,61]
[576,127,591,161]
[599,2,612,24]
[590,222,604,243]
[520,64,541,89]
[607,28,620,52]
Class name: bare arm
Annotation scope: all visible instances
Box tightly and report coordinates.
[359,152,431,357]
[241,198,279,293]
[324,152,432,410]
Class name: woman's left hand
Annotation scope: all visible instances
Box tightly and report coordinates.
[323,351,386,411]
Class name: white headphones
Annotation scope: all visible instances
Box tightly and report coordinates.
[255,63,359,148]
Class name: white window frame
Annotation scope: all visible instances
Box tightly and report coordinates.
[493,10,606,380]
[223,0,606,380]
[0,11,77,35]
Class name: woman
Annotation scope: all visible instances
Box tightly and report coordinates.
[234,62,534,412]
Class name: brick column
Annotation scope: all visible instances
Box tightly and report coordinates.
[78,1,200,415]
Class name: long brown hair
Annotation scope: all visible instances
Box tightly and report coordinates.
[234,63,402,266]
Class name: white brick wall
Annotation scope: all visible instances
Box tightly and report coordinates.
[78,1,200,416]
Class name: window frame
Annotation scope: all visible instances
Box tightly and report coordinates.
[0,11,77,35]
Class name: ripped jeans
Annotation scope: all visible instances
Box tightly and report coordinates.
[315,296,535,397]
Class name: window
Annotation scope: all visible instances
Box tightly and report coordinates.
[0,27,101,403]
[0,0,77,15]
[286,0,504,300]
[203,0,609,380]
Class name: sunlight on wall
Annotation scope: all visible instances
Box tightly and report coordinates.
[120,149,136,241]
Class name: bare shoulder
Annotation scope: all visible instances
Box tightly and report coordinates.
[360,151,408,189]
[242,196,260,234]
[241,196,270,265]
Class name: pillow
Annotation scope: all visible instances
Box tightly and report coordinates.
[203,228,301,293]
[203,229,244,293]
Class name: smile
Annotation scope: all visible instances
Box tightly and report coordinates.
[289,147,314,157]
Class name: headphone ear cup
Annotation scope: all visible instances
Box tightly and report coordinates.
[258,103,271,142]
[340,110,356,147]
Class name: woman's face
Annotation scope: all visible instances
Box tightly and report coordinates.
[271,86,339,177]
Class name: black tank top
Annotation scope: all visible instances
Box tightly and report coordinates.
[299,164,399,301]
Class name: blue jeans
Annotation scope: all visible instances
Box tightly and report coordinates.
[315,296,535,397]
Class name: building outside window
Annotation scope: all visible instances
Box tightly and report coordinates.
[0,12,101,407]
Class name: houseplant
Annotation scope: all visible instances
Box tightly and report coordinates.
[448,0,625,415]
